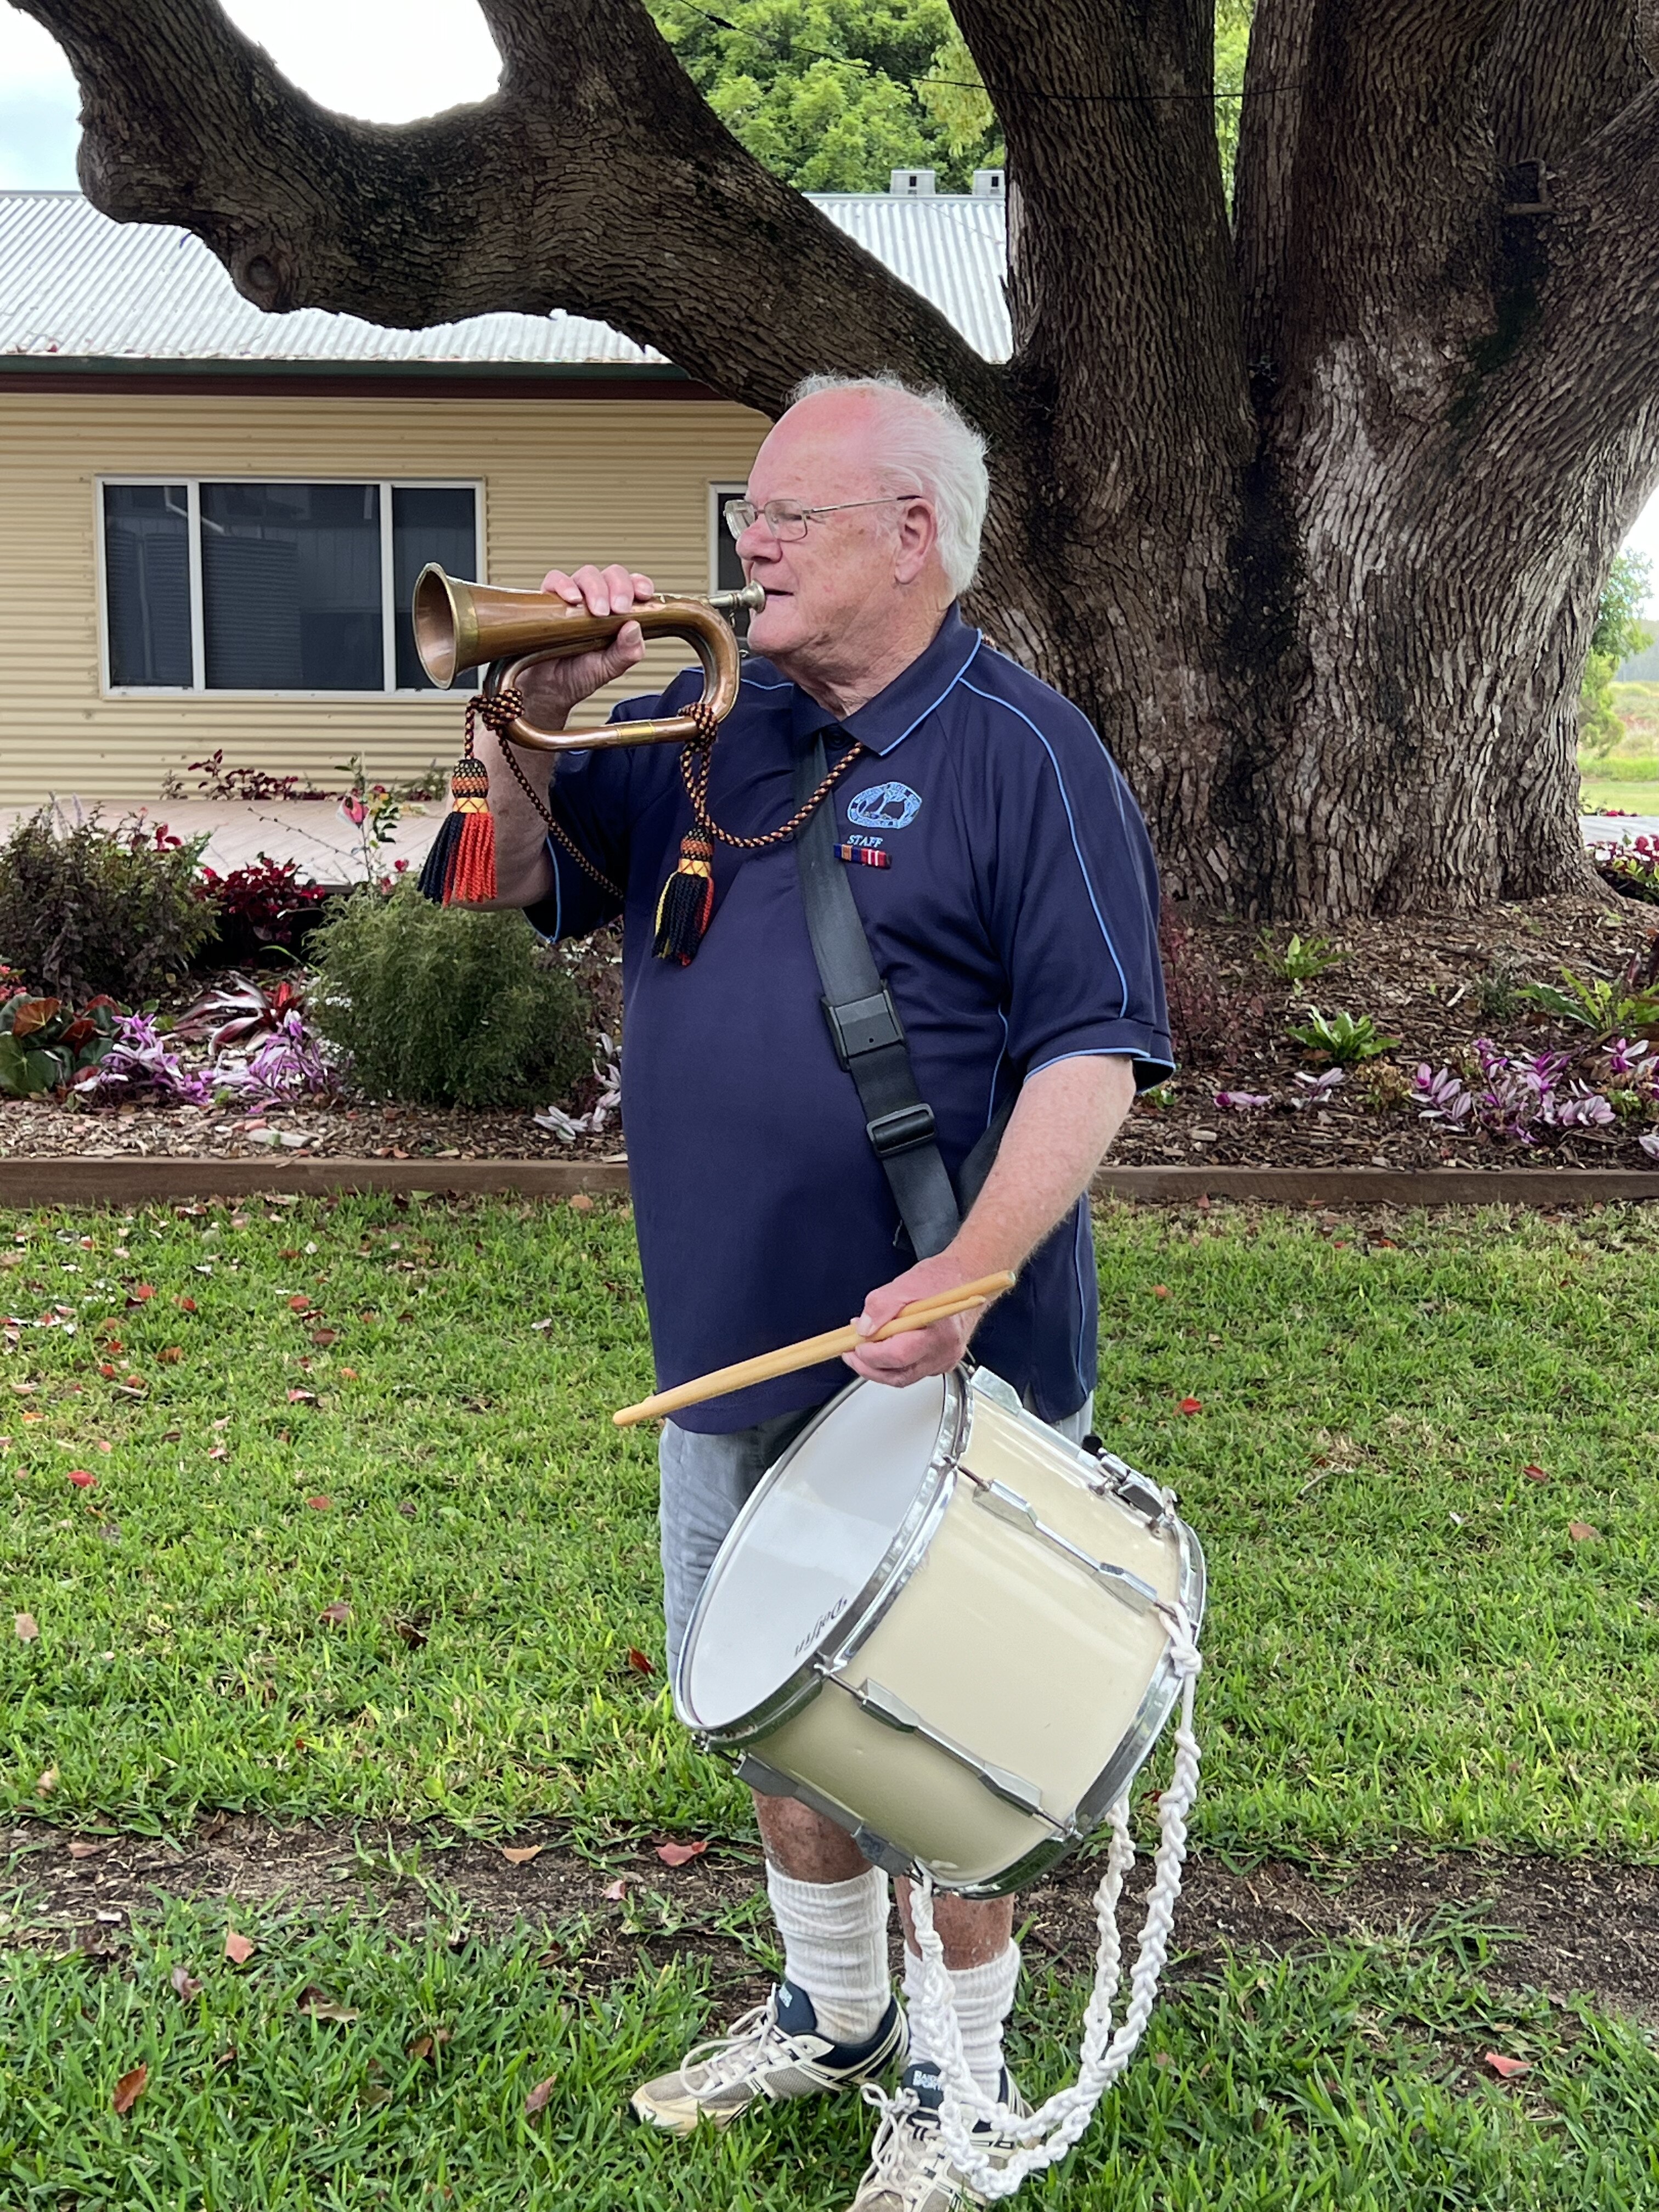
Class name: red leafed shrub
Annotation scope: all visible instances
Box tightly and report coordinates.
[200,855,334,966]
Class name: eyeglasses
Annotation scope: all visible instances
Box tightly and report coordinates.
[722,494,924,543]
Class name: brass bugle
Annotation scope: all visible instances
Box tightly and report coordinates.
[411,566,766,753]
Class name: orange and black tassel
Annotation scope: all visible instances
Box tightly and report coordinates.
[652,830,715,962]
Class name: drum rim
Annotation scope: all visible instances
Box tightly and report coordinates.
[673,1368,968,1745]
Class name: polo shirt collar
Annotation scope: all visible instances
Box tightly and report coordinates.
[786,605,983,757]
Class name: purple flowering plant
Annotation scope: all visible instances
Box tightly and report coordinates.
[1411,1037,1649,1146]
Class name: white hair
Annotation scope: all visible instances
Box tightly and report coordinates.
[787,372,990,595]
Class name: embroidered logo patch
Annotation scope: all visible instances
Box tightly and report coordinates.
[847,781,923,831]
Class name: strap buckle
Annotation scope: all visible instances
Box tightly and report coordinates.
[822,984,906,1068]
[866,1102,939,1158]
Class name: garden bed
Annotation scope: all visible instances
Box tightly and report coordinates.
[4,894,1658,1173]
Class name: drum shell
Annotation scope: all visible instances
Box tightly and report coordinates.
[679,1369,1204,1896]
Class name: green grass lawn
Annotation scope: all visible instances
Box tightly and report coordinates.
[4,1195,1658,2207]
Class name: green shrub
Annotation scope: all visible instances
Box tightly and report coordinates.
[309,885,592,1108]
[0,811,214,1002]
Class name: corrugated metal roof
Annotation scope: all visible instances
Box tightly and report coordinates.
[0,188,1009,368]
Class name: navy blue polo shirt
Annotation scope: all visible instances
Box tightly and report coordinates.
[525,606,1172,1432]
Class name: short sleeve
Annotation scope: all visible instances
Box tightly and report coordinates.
[980,702,1173,1087]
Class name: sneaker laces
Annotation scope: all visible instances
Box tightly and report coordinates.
[680,1997,809,2095]
[860,2083,957,2196]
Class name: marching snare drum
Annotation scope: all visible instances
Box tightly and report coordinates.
[674,1365,1204,1895]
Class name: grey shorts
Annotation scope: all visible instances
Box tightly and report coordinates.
[659,1389,1093,1680]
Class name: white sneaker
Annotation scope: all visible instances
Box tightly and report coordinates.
[629,1979,907,2136]
[849,2062,1032,2209]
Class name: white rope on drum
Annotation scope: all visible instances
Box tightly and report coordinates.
[897,1600,1203,2200]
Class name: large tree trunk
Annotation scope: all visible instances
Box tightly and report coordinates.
[21,0,1659,918]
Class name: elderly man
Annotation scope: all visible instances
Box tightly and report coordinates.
[468,374,1171,2211]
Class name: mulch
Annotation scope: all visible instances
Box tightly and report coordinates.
[9,1816,1657,2023]
[3,896,1657,1174]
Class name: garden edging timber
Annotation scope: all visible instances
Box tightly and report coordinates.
[1,1158,1657,1207]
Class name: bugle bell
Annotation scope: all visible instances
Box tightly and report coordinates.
[411,566,766,753]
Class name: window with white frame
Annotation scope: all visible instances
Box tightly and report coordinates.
[710,481,753,644]
[99,479,483,695]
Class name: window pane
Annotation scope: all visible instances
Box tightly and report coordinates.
[392,486,479,689]
[713,489,752,644]
[104,484,191,686]
[201,482,382,690]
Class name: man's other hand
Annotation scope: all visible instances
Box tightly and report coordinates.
[513,564,655,731]
[843,1252,1000,1389]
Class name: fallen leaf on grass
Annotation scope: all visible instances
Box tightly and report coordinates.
[602,1878,630,1901]
[36,1766,58,1794]
[1523,1464,1548,1483]
[625,1647,654,1675]
[311,1329,337,1347]
[1177,1397,1203,1415]
[208,1447,229,1462]
[407,2029,453,2061]
[1483,2051,1532,2080]
[319,1600,353,1626]
[524,2074,558,2117]
[1151,1285,1169,1298]
[289,1295,311,1313]
[14,1611,39,1642]
[306,1495,332,1511]
[501,1845,544,1865]
[567,1194,595,1214]
[67,1839,103,1859]
[223,1928,256,1965]
[177,1296,197,1313]
[298,1986,360,2023]
[654,1840,708,1868]
[393,1616,427,1646]
[112,2063,148,2115]
[128,1284,155,1304]
[340,1367,359,1380]
[171,1965,203,2000]
[287,1388,318,1405]
[67,1469,97,1489]
[1568,1521,1601,1542]
[157,1346,182,1365]
[161,1429,181,1443]
[362,2082,392,2106]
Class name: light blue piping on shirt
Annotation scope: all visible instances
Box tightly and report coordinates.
[959,676,1132,1018]
[878,630,985,753]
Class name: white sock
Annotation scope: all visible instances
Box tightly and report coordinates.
[904,1940,1020,2100]
[765,1864,891,2046]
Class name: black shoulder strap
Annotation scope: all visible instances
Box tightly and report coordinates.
[793,734,1009,1260]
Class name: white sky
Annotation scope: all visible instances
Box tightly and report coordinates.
[5,0,1659,602]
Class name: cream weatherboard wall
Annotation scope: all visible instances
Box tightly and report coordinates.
[0,388,769,808]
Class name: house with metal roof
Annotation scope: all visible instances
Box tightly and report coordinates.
[0,181,1007,808]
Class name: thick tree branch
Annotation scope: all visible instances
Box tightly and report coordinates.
[1487,0,1656,172]
[1264,0,1516,380]
[15,0,1007,433]
[1233,0,1316,374]
[950,0,1251,510]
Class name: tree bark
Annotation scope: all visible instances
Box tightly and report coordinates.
[21,0,1659,918]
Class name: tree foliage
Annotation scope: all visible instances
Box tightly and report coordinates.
[1581,548,1653,756]
[646,0,1002,190]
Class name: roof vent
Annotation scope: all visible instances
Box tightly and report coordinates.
[889,168,936,197]
[971,170,1006,199]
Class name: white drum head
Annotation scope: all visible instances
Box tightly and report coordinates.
[679,1375,947,1731]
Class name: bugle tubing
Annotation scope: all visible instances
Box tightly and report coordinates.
[411,566,765,753]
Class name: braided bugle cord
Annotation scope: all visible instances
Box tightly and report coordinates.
[896,1602,1203,2198]
[680,721,864,853]
[479,690,626,905]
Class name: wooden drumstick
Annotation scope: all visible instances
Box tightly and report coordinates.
[612,1271,1017,1427]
